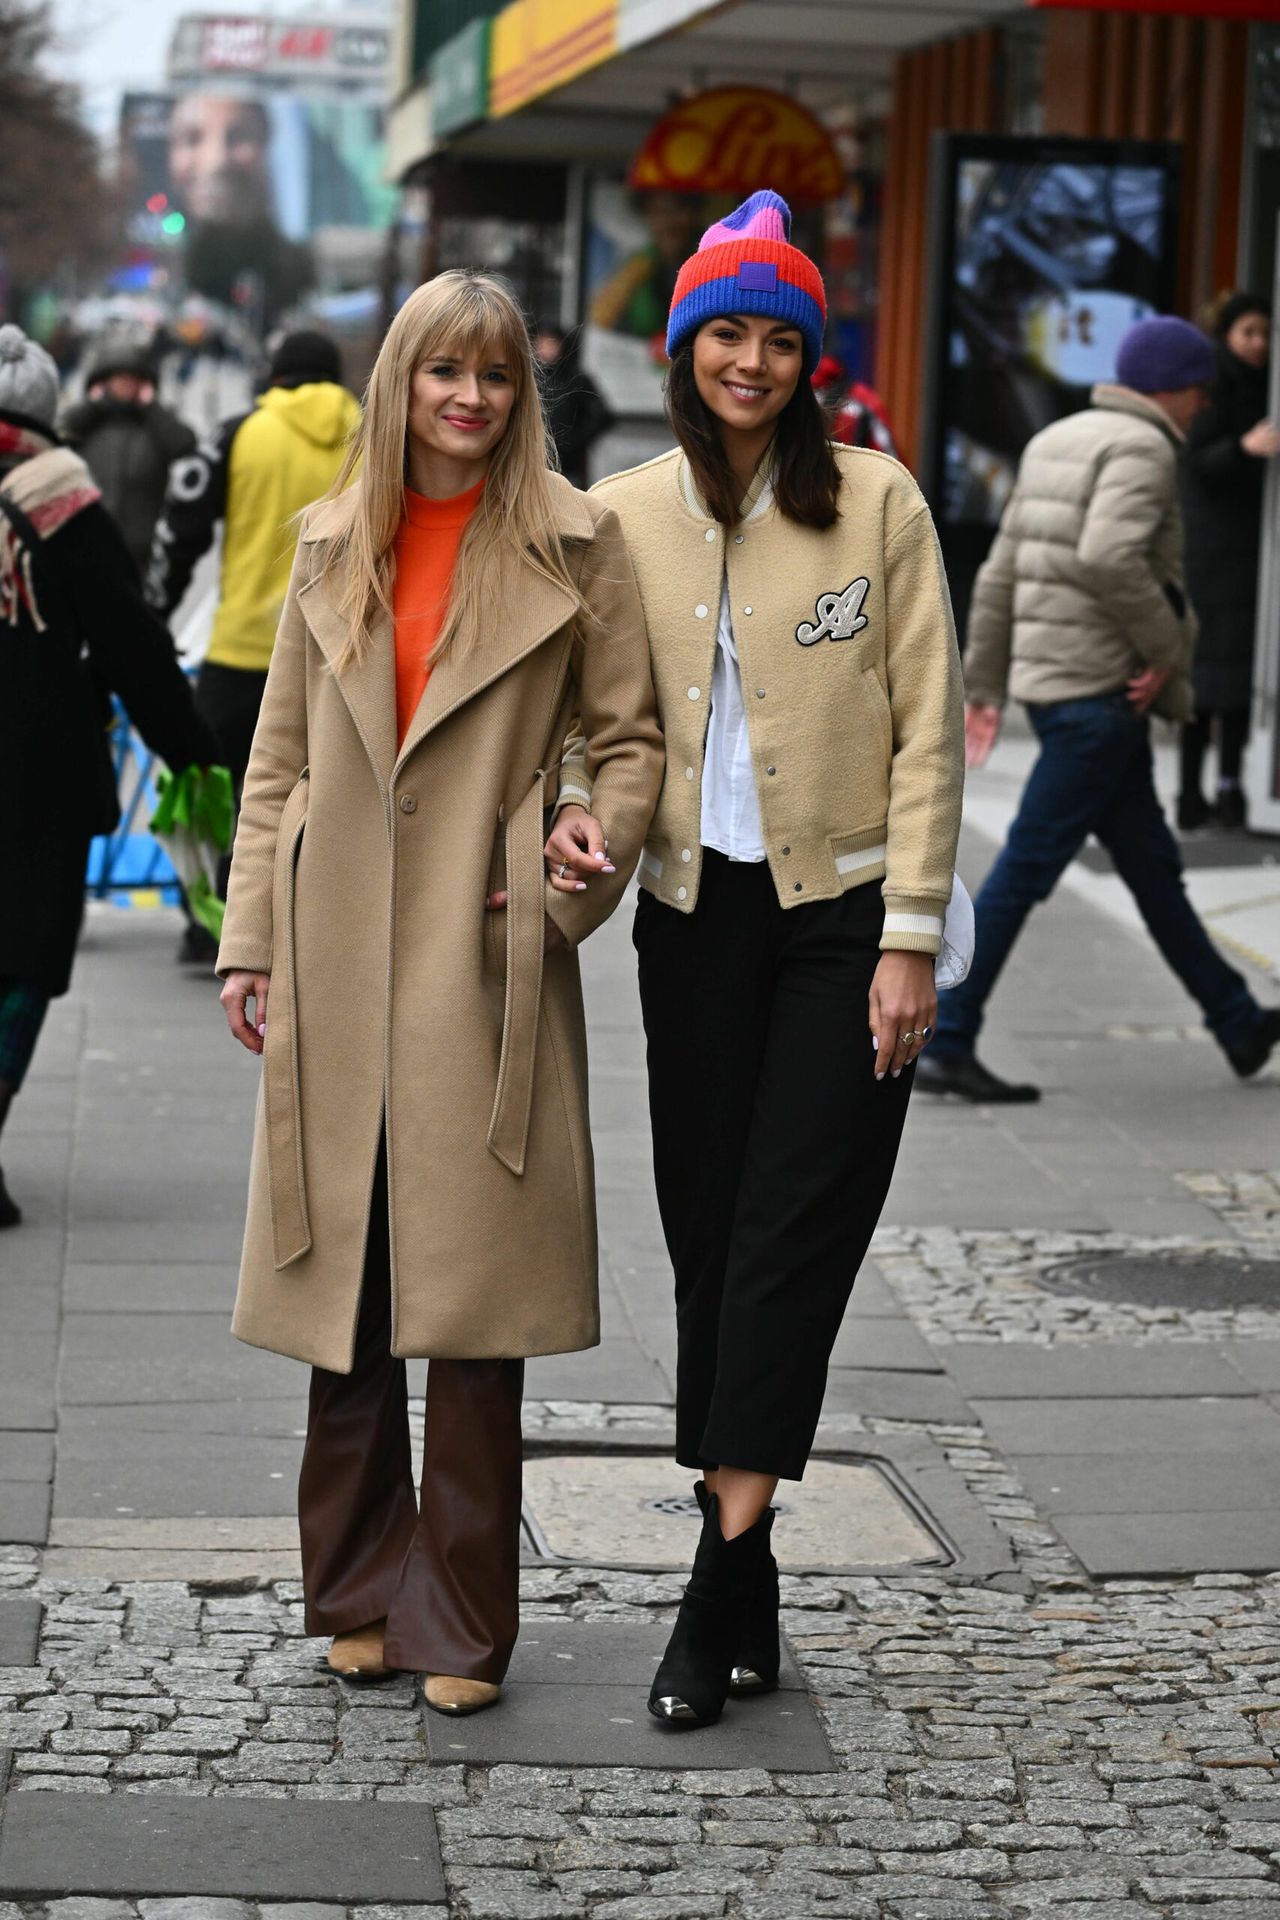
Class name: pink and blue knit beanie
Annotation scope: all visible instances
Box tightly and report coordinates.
[666,189,827,373]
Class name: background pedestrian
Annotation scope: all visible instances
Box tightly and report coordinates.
[61,340,195,574]
[920,315,1280,1105]
[1178,292,1279,832]
[145,328,359,961]
[0,324,216,1227]
[533,322,612,487]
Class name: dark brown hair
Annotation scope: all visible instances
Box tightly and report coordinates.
[665,342,841,530]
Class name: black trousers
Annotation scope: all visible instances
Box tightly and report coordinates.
[634,852,914,1482]
[194,661,269,896]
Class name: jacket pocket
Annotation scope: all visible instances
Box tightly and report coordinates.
[862,667,893,766]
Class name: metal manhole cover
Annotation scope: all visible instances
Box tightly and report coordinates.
[523,1453,948,1571]
[1037,1251,1280,1310]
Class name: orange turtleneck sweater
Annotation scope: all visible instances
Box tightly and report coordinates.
[392,476,485,746]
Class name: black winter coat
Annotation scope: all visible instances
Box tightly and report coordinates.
[1181,346,1270,712]
[540,354,612,488]
[0,494,217,995]
[61,397,195,573]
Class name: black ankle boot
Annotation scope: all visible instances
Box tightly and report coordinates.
[694,1480,779,1695]
[649,1492,772,1728]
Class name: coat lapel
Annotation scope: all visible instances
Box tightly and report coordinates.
[296,566,397,792]
[393,542,580,775]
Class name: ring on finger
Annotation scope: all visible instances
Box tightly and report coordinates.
[558,861,569,879]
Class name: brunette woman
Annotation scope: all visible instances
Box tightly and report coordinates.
[217,272,661,1715]
[1179,293,1279,831]
[547,193,964,1729]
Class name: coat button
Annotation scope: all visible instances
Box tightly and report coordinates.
[685,766,695,780]
[794,882,803,892]
[695,603,708,618]
[688,686,701,700]
[681,848,692,862]
[677,886,688,901]
[744,605,753,615]
[781,845,791,855]
[705,528,716,542]
[755,688,765,699]
[399,794,417,814]
[734,534,744,544]
[767,765,776,776]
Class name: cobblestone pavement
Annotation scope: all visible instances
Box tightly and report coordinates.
[6,1179,1280,1920]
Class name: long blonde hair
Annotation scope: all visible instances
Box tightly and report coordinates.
[315,270,579,672]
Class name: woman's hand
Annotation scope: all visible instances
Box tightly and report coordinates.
[1242,419,1280,459]
[544,804,615,894]
[868,951,937,1082]
[220,970,270,1055]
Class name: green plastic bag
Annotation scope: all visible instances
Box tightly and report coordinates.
[150,764,234,941]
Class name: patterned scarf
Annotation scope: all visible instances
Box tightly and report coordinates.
[0,418,101,631]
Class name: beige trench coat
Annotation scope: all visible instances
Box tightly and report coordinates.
[216,476,663,1372]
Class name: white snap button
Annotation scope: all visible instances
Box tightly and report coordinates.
[685,766,695,780]
[688,686,700,700]
[705,528,716,542]
[681,848,692,863]
[677,886,688,901]
[695,604,708,618]
[734,534,744,544]
[755,688,765,699]
[744,606,753,615]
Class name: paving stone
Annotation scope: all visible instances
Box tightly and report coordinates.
[57,1315,299,1408]
[425,1678,831,1771]
[507,1619,807,1690]
[0,1434,54,1482]
[525,1344,672,1406]
[0,1793,444,1900]
[827,1319,941,1374]
[971,1396,1280,1458]
[1051,1510,1280,1576]
[1015,1451,1280,1517]
[819,1369,973,1425]
[943,1340,1256,1399]
[0,1598,41,1664]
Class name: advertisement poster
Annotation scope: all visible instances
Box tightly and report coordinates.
[581,181,707,417]
[924,136,1180,529]
[120,89,396,317]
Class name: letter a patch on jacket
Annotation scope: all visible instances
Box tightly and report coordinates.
[796,577,871,646]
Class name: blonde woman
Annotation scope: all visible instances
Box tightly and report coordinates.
[216,273,662,1715]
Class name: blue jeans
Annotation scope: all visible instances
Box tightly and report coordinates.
[934,694,1260,1059]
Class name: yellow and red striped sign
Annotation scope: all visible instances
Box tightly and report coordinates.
[490,0,618,118]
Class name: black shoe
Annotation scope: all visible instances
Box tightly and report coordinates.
[1177,790,1213,832]
[648,1493,773,1728]
[914,1051,1041,1104]
[0,1168,20,1228]
[1225,1008,1280,1080]
[694,1480,779,1696]
[1216,787,1247,833]
[177,923,219,967]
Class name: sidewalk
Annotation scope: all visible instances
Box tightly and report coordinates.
[1,775,1278,1916]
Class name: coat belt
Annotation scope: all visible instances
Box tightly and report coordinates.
[486,769,549,1177]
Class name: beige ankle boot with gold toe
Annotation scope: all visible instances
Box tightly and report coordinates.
[327,1618,390,1680]
[423,1674,501,1715]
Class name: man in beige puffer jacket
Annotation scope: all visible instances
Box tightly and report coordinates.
[918,317,1280,1101]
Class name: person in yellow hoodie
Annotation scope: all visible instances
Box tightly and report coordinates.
[146,330,360,958]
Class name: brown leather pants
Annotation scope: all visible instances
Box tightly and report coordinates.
[297,1145,524,1682]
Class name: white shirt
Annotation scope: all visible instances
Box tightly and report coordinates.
[700,576,767,863]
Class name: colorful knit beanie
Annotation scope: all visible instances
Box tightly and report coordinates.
[666,189,827,373]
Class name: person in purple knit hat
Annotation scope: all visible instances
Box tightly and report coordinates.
[919,315,1280,1103]
[542,190,966,1728]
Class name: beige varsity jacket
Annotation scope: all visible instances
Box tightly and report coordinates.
[560,445,964,955]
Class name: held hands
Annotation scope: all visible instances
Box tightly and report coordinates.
[220,970,269,1055]
[543,804,614,893]
[869,951,937,1082]
[964,703,1001,770]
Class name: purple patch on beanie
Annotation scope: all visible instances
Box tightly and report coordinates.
[737,261,778,292]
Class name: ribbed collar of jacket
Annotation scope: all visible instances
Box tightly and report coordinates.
[677,448,776,525]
